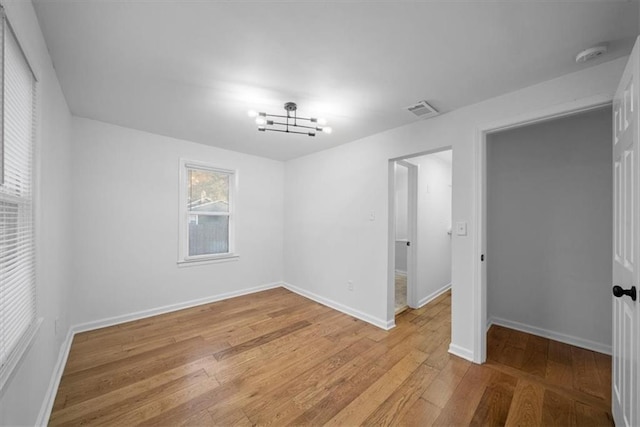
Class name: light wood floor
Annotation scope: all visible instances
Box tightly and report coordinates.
[50,288,612,426]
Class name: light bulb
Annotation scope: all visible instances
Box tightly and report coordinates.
[255,117,266,125]
[317,118,327,125]
[322,126,332,134]
[247,110,258,118]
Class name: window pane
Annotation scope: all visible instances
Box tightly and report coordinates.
[188,214,229,256]
[188,169,229,213]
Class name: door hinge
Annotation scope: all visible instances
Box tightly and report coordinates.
[406,241,411,247]
[481,254,485,261]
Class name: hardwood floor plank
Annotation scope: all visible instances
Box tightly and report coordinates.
[247,338,377,425]
[54,337,216,409]
[571,346,606,400]
[545,359,574,389]
[212,320,310,361]
[541,389,577,426]
[288,362,387,425]
[399,397,442,427]
[548,339,574,365]
[506,328,530,350]
[504,379,545,426]
[422,356,470,409]
[208,407,253,426]
[432,363,494,426]
[575,401,614,427]
[64,335,177,375]
[498,344,526,369]
[521,346,548,379]
[363,363,439,426]
[101,376,220,426]
[593,350,612,403]
[49,357,216,425]
[469,371,517,426]
[177,408,214,426]
[326,349,428,425]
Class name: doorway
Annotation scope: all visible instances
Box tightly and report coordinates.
[393,161,411,314]
[390,149,453,321]
[487,106,612,345]
[473,98,613,362]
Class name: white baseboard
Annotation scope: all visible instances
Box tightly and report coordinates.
[282,282,393,330]
[73,282,282,334]
[487,316,611,355]
[36,328,74,426]
[394,270,407,277]
[417,283,451,308]
[448,343,474,362]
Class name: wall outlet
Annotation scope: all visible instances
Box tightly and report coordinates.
[347,280,354,291]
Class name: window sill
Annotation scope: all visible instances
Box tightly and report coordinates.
[177,254,239,267]
[0,317,43,396]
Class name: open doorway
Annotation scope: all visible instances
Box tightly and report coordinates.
[390,149,453,320]
[485,106,612,348]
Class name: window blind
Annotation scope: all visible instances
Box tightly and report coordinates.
[0,9,37,391]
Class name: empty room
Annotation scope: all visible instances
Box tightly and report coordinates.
[0,1,638,426]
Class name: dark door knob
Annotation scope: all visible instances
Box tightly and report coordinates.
[613,285,637,302]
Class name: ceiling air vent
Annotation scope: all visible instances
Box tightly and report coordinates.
[405,101,439,119]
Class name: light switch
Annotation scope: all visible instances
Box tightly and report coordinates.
[369,212,375,221]
[456,221,467,236]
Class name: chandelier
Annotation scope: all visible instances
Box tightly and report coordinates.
[248,102,332,137]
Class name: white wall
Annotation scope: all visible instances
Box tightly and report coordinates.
[409,152,452,304]
[0,1,73,426]
[70,117,284,326]
[487,107,612,350]
[283,57,626,355]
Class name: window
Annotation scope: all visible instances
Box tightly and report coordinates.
[0,9,40,391]
[179,160,237,264]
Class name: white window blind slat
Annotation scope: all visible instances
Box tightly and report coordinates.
[0,7,37,393]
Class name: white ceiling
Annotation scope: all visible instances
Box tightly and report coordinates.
[33,1,637,161]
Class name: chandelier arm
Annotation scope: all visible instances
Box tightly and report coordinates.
[264,113,316,122]
[267,121,319,131]
[263,128,315,136]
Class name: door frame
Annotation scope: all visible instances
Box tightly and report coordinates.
[472,93,613,363]
[387,147,452,326]
[387,160,418,323]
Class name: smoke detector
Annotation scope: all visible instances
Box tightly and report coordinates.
[575,44,608,63]
[405,100,439,119]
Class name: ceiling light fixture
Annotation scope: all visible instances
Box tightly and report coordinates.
[248,102,331,137]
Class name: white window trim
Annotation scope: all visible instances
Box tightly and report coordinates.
[178,159,238,265]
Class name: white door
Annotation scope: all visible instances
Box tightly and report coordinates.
[612,36,640,427]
